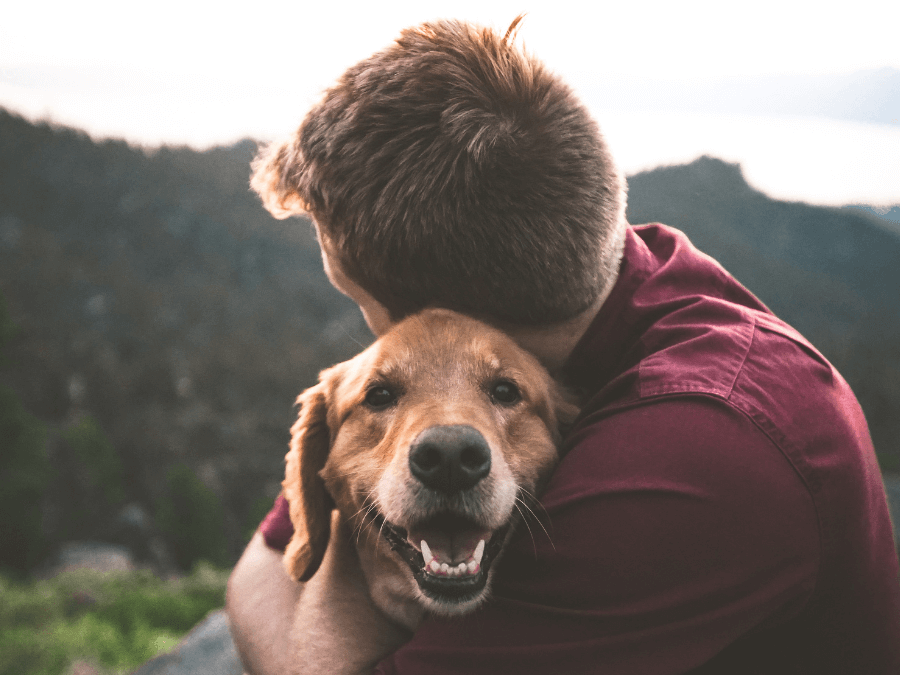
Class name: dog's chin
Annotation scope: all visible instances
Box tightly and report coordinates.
[372,511,511,615]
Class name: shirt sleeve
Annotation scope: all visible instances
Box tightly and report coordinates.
[259,493,294,551]
[375,396,820,675]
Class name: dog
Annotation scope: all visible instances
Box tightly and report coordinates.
[281,308,578,632]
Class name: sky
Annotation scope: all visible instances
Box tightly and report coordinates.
[2,0,899,206]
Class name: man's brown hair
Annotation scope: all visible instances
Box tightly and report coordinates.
[252,16,627,325]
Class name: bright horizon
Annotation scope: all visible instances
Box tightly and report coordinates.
[2,0,899,206]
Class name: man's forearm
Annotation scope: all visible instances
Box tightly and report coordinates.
[227,531,304,675]
[227,517,413,675]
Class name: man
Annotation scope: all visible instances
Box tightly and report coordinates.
[227,17,900,674]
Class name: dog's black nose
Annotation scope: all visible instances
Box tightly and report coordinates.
[409,425,492,493]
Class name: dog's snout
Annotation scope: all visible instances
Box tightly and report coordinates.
[409,425,491,493]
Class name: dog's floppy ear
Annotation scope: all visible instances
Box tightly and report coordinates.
[552,386,582,441]
[282,379,334,582]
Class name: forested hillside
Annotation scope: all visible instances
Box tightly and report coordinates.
[0,109,370,573]
[1,109,897,574]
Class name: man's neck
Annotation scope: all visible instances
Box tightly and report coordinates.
[502,275,617,377]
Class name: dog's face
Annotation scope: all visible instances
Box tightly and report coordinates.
[282,308,576,617]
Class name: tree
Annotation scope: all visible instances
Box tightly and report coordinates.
[0,293,50,573]
[156,463,229,570]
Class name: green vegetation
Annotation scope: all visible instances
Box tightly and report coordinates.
[64,416,126,507]
[245,494,279,544]
[0,563,229,675]
[0,385,49,573]
[0,290,15,364]
[0,294,51,574]
[1,109,898,590]
[156,464,230,570]
[0,108,368,570]
[878,452,900,473]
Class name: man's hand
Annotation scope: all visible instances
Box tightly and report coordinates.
[227,512,413,675]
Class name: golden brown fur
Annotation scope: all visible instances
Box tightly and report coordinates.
[282,308,578,628]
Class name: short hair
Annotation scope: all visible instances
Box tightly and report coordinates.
[251,16,627,325]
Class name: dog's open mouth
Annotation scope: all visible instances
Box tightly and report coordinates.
[372,511,509,604]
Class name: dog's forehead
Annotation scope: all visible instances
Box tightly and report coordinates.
[374,312,527,378]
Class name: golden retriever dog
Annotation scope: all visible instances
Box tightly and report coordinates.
[281,308,577,632]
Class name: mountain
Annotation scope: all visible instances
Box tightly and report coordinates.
[1,109,898,572]
[844,205,900,234]
[0,108,371,571]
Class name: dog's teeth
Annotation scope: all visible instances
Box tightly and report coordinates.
[473,539,485,565]
[424,558,479,577]
[420,540,486,578]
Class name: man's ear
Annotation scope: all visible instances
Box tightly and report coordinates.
[282,379,335,582]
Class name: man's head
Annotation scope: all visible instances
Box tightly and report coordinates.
[252,16,627,327]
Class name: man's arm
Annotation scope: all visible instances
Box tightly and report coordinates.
[227,512,412,675]
[227,530,303,675]
[375,397,823,674]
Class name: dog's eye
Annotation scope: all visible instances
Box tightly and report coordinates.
[364,386,396,409]
[490,380,521,405]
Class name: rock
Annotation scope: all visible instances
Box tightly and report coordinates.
[113,503,178,574]
[131,609,244,675]
[65,660,107,675]
[54,541,136,574]
[117,503,152,530]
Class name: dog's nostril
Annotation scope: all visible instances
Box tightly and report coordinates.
[409,425,491,494]
[416,446,443,471]
[460,446,488,471]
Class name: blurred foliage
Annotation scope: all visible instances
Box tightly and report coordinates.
[0,293,51,574]
[156,464,230,569]
[63,415,126,507]
[0,385,50,574]
[0,108,371,570]
[0,562,229,675]
[878,453,900,473]
[244,493,280,545]
[0,292,16,365]
[0,108,898,582]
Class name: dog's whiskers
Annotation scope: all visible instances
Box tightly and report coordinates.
[351,499,381,547]
[518,488,553,532]
[350,499,378,522]
[515,492,555,553]
[363,491,389,555]
[514,501,538,557]
[375,510,390,556]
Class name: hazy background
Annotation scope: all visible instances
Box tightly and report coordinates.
[2,0,899,206]
[1,0,898,581]
[3,5,899,672]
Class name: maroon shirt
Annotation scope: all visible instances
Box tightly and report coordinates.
[262,224,900,673]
